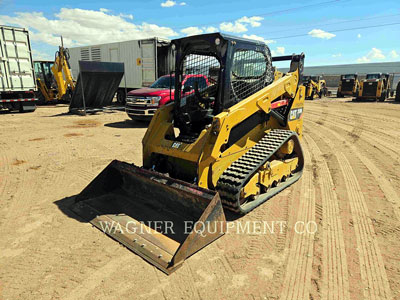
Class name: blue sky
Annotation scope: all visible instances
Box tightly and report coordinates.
[0,0,399,66]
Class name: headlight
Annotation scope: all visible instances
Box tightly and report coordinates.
[148,96,161,105]
[126,97,134,103]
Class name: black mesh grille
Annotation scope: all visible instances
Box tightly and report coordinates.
[363,82,378,97]
[341,80,354,92]
[230,49,270,103]
[182,54,220,99]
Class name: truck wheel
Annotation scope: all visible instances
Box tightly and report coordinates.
[36,90,46,105]
[117,90,126,105]
[19,102,36,113]
[379,90,386,102]
[396,83,400,102]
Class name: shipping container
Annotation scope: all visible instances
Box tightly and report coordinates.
[68,37,174,103]
[0,25,37,112]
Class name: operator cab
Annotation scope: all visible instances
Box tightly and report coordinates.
[34,61,55,89]
[366,73,381,80]
[341,74,357,80]
[310,75,321,82]
[171,33,274,142]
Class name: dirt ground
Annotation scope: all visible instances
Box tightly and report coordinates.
[1,97,400,300]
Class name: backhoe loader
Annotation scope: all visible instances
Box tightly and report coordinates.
[72,33,305,274]
[35,38,75,103]
[337,74,359,97]
[303,75,327,99]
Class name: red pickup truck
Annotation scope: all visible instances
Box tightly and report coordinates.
[125,74,209,120]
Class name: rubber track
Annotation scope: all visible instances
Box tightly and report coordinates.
[216,129,304,214]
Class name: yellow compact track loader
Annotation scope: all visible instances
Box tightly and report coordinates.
[303,75,327,100]
[337,74,359,97]
[72,33,305,274]
[356,73,390,102]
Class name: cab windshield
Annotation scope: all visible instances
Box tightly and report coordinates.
[366,74,380,80]
[343,74,355,79]
[150,76,175,89]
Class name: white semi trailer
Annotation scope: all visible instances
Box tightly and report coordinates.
[0,25,37,112]
[68,37,174,104]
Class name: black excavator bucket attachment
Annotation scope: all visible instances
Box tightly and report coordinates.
[72,160,226,274]
[69,61,124,114]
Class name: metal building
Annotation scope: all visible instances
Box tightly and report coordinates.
[280,61,400,88]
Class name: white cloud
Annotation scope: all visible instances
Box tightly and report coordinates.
[220,15,263,33]
[161,0,176,7]
[204,26,217,33]
[242,34,275,44]
[181,26,203,36]
[99,8,110,13]
[161,0,186,7]
[356,48,385,63]
[332,53,342,58]
[0,8,178,47]
[32,49,52,61]
[220,21,247,33]
[357,33,361,38]
[237,16,263,28]
[390,50,399,59]
[271,47,285,56]
[308,29,336,40]
[180,26,217,36]
[119,13,133,20]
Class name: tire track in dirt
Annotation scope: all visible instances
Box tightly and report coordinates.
[222,189,293,299]
[312,100,400,122]
[63,255,133,300]
[0,143,10,217]
[280,138,316,300]
[306,107,400,142]
[304,134,350,300]
[338,153,393,300]
[0,140,35,229]
[305,121,399,299]
[306,110,400,162]
[306,119,400,221]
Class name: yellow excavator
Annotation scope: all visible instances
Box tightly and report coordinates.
[303,75,327,99]
[72,33,305,274]
[35,38,75,103]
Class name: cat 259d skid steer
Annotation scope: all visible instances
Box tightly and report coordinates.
[72,33,305,274]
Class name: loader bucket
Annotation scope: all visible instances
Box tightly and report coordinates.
[69,61,124,113]
[71,160,226,274]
